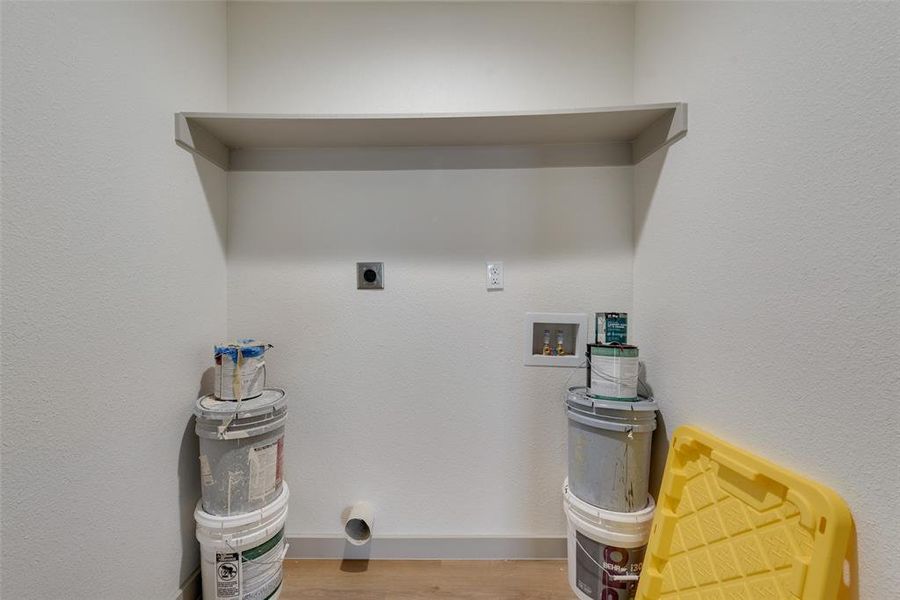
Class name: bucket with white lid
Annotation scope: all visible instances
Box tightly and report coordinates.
[214,340,272,401]
[564,479,654,600]
[195,388,287,516]
[196,482,289,600]
[566,386,657,512]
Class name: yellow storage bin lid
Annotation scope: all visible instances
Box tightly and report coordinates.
[636,426,851,600]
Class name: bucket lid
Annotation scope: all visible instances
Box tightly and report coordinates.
[214,339,272,362]
[564,479,655,523]
[566,386,657,413]
[195,388,287,422]
[563,479,654,546]
[195,481,290,532]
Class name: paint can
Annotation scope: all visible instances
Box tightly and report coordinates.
[587,344,638,401]
[595,312,628,345]
[214,340,272,401]
[195,482,289,600]
[566,386,656,512]
[563,479,654,600]
[195,388,287,516]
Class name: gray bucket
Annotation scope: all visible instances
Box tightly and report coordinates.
[194,388,287,516]
[566,386,657,512]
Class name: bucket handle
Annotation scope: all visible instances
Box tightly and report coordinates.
[591,366,638,387]
[575,536,640,583]
[217,362,267,438]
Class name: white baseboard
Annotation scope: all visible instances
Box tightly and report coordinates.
[284,535,567,560]
[176,536,566,596]
[175,568,201,600]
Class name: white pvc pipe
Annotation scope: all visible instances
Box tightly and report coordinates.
[344,502,374,546]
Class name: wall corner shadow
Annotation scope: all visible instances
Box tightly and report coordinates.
[192,155,228,255]
[633,146,668,248]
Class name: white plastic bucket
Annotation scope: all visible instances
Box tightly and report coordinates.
[564,479,654,600]
[196,482,289,600]
[195,389,287,516]
[566,386,657,512]
[214,340,271,401]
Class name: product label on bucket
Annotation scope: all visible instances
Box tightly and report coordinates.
[216,552,241,599]
[241,528,285,600]
[249,436,284,502]
[590,355,638,400]
[575,531,644,600]
[596,313,628,345]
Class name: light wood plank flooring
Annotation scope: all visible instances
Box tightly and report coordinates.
[279,560,574,599]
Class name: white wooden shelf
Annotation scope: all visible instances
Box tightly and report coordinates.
[175,103,686,170]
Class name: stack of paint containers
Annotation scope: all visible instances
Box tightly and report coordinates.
[563,314,658,600]
[193,340,288,600]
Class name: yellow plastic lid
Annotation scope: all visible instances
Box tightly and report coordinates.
[636,426,851,600]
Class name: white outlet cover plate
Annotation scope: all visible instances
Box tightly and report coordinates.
[486,261,503,290]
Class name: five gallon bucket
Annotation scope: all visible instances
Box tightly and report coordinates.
[214,340,271,401]
[195,389,287,516]
[196,482,289,600]
[566,386,656,512]
[564,479,654,600]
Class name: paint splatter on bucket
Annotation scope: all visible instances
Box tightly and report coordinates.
[195,389,287,516]
[566,386,657,512]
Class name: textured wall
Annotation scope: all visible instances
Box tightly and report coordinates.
[225,2,637,537]
[632,2,900,597]
[227,1,635,113]
[4,2,894,596]
[0,2,227,598]
[228,167,633,536]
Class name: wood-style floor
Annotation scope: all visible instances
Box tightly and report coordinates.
[279,560,574,599]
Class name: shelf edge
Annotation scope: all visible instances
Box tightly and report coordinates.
[174,103,688,169]
[631,102,688,164]
[174,113,229,170]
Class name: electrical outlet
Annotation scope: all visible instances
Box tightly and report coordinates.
[486,261,503,290]
[357,262,384,289]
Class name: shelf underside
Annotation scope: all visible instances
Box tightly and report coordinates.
[175,103,686,171]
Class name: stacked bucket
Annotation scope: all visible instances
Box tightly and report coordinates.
[564,314,657,600]
[193,340,288,600]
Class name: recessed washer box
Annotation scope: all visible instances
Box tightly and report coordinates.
[523,312,588,367]
[357,262,384,289]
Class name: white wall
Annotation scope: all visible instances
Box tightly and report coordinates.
[4,0,893,594]
[228,167,633,536]
[225,1,636,537]
[0,2,226,598]
[227,1,635,113]
[632,2,899,598]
